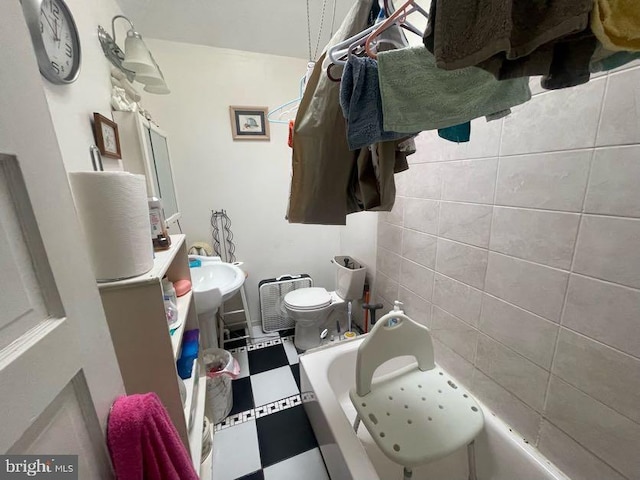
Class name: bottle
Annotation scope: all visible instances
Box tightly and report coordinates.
[148,197,171,250]
[162,277,178,326]
[162,276,177,305]
[388,300,404,327]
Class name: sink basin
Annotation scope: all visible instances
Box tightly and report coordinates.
[190,256,245,315]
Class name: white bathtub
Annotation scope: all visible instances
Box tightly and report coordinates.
[300,337,570,480]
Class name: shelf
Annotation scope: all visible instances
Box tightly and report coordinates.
[97,234,186,290]
[189,365,208,473]
[171,290,193,358]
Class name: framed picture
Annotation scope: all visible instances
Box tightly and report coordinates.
[229,106,270,141]
[93,112,122,159]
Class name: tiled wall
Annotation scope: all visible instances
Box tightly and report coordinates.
[374,64,640,480]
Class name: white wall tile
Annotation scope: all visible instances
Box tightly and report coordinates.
[433,339,475,388]
[471,369,542,442]
[479,294,558,369]
[538,421,627,480]
[379,196,404,226]
[431,306,478,362]
[411,117,502,162]
[402,163,442,199]
[432,273,483,327]
[399,259,434,300]
[441,158,498,204]
[438,202,493,248]
[573,215,640,289]
[597,68,640,146]
[403,198,439,234]
[397,286,431,327]
[401,229,437,269]
[436,238,488,289]
[546,376,640,479]
[485,253,568,322]
[501,78,605,155]
[495,151,590,211]
[585,145,640,218]
[376,247,401,282]
[475,334,549,412]
[552,328,640,424]
[375,69,640,467]
[489,207,580,269]
[563,274,640,358]
[377,221,403,254]
[375,270,399,304]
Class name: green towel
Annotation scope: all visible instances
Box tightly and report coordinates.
[378,47,531,133]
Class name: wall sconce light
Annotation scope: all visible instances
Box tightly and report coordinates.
[98,15,170,95]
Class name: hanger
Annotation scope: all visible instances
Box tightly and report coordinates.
[267,72,308,124]
[365,0,429,60]
[327,0,425,72]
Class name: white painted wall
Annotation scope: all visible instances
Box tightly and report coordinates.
[140,39,350,322]
[41,0,126,172]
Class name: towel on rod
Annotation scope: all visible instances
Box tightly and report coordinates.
[107,393,199,480]
[339,56,410,150]
[377,47,531,133]
[591,0,640,51]
[590,42,640,72]
[423,0,593,71]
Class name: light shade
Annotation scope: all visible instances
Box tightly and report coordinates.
[144,83,171,95]
[121,31,156,77]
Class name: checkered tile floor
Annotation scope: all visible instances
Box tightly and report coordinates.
[210,328,330,480]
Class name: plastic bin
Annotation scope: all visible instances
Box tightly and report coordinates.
[203,348,235,423]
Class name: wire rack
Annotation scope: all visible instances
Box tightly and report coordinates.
[211,209,236,263]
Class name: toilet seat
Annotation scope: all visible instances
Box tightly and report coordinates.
[284,287,332,311]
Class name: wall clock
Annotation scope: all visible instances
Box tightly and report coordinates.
[21,0,82,84]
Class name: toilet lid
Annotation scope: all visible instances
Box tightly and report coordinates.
[284,287,332,310]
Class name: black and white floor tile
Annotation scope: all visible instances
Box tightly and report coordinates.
[211,328,329,480]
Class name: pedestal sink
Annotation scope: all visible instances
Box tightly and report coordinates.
[189,255,245,348]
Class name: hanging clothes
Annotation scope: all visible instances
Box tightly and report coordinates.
[591,0,640,51]
[423,0,596,89]
[339,56,411,150]
[377,47,531,133]
[288,0,412,225]
[423,0,593,70]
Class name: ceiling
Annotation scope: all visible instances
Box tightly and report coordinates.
[115,0,356,59]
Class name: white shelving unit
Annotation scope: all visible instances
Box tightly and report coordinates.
[97,234,208,476]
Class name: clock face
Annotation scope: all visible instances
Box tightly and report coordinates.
[29,0,81,84]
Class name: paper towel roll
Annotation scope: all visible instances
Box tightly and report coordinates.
[69,171,154,282]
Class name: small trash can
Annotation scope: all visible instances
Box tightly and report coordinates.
[203,348,238,424]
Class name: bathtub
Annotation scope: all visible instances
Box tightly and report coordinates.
[300,337,570,480]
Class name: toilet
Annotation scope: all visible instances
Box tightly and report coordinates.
[284,256,366,351]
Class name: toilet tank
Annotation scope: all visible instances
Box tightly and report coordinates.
[333,256,366,300]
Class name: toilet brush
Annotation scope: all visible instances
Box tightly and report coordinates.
[344,300,357,340]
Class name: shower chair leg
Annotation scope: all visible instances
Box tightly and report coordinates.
[467,440,478,480]
[403,467,412,480]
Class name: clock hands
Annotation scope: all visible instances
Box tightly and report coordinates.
[41,11,60,41]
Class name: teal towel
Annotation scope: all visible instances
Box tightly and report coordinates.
[378,47,531,133]
[439,123,470,143]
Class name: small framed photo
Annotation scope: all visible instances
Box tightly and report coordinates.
[93,113,122,159]
[229,106,270,141]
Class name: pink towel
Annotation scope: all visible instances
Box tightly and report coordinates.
[107,393,199,480]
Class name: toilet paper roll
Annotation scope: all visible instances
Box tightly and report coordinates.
[69,171,154,282]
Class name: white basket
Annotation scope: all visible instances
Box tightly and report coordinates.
[203,349,234,424]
